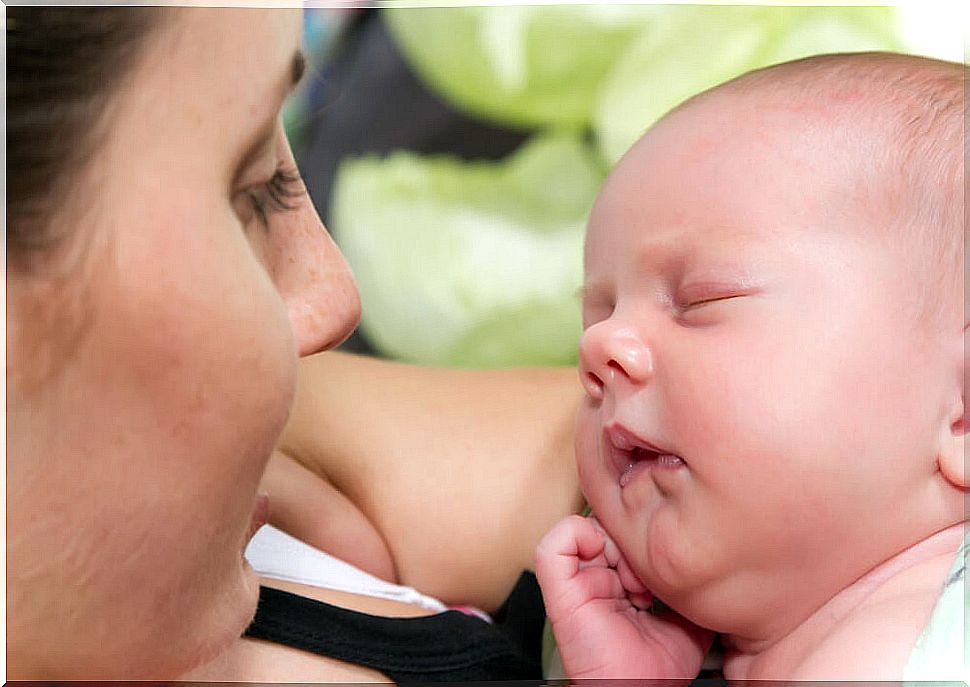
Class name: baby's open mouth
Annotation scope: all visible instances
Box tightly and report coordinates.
[605,423,685,488]
[619,448,685,487]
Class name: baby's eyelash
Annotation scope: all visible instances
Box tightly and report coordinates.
[247,166,304,225]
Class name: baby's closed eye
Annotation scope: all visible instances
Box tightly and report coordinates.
[675,282,757,324]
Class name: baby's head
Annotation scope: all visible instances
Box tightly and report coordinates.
[576,52,966,639]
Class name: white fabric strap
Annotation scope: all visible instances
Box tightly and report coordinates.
[245,524,449,613]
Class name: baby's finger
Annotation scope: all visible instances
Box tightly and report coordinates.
[587,518,624,569]
[650,606,716,663]
[616,554,648,595]
[603,537,622,569]
[628,591,654,611]
[535,515,606,585]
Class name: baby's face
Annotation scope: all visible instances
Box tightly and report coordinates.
[576,96,954,637]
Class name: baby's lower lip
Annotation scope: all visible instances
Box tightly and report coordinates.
[619,454,685,488]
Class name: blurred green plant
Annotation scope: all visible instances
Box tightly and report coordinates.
[594,5,901,164]
[331,4,909,367]
[332,135,601,367]
[384,5,663,131]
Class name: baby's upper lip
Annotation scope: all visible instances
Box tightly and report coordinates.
[603,420,672,455]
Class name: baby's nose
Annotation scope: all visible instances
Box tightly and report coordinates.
[578,320,653,400]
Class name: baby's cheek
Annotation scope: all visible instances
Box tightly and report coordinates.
[574,409,601,487]
[640,504,696,590]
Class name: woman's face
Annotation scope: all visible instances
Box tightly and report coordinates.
[7,9,360,678]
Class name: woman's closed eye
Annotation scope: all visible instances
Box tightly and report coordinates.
[245,165,305,227]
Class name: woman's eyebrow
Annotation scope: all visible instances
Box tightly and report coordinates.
[231,50,308,180]
[272,49,307,108]
[290,50,306,90]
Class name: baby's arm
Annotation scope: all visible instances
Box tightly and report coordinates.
[535,515,712,679]
[260,449,397,583]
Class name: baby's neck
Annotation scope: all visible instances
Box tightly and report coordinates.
[722,522,965,680]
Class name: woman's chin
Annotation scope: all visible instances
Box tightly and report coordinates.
[177,559,261,679]
[235,555,263,632]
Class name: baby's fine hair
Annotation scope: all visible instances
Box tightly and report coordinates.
[685,52,966,325]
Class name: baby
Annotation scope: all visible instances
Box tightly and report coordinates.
[536,52,967,681]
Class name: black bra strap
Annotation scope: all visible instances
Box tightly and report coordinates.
[245,574,544,682]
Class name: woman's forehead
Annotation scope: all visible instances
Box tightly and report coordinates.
[104,7,304,179]
[153,8,303,113]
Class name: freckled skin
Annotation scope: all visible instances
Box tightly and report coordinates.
[7,9,360,679]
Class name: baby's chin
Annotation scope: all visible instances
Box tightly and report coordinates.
[631,517,727,603]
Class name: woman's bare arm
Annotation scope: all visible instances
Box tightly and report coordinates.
[278,351,585,612]
[261,449,398,583]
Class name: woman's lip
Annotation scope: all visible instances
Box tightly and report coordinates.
[246,492,270,542]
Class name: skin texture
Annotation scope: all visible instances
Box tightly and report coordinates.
[7,9,360,679]
[537,84,966,679]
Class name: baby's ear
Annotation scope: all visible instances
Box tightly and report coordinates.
[938,322,968,489]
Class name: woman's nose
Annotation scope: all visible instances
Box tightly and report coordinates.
[279,204,362,357]
[578,319,653,400]
[269,130,361,358]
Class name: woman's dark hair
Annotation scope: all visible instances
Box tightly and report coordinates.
[7,7,162,269]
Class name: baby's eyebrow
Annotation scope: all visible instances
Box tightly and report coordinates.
[578,280,610,302]
[635,237,685,275]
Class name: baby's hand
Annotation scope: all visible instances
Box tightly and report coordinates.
[535,515,712,679]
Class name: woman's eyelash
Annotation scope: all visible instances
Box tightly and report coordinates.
[247,166,304,225]
[265,167,304,210]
